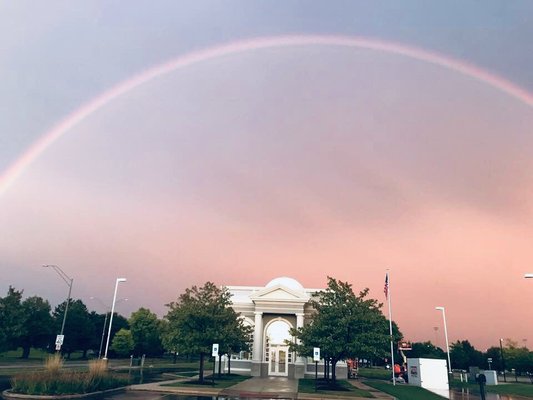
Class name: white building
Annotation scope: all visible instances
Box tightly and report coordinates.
[223,276,347,379]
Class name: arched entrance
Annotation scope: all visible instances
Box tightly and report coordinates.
[264,319,292,376]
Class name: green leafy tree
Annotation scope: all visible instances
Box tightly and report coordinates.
[18,296,54,358]
[289,277,391,382]
[87,311,129,358]
[111,328,134,357]
[0,286,24,352]
[503,340,532,374]
[450,340,483,369]
[409,341,446,359]
[53,299,95,358]
[219,317,253,375]
[129,308,163,356]
[485,347,502,371]
[164,282,248,383]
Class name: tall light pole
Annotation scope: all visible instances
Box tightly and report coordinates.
[90,296,128,359]
[500,338,507,382]
[43,265,73,337]
[103,278,127,360]
[435,306,452,374]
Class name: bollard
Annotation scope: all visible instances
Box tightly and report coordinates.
[476,373,486,400]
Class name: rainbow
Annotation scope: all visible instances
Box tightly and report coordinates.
[1,34,532,197]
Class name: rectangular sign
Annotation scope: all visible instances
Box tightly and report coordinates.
[313,347,320,361]
[398,341,412,351]
[55,343,62,351]
[55,335,64,345]
[212,343,219,357]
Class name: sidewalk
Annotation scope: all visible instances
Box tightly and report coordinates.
[129,376,395,399]
[128,376,224,397]
[221,376,298,398]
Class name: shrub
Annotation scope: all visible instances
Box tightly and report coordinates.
[44,353,63,374]
[10,369,128,395]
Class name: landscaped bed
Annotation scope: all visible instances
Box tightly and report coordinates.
[8,356,129,396]
[298,378,373,398]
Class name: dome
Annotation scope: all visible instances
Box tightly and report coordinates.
[265,277,304,290]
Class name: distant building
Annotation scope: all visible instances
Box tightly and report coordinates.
[222,276,347,379]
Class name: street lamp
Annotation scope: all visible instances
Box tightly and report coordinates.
[500,338,507,382]
[43,265,73,338]
[90,296,128,359]
[524,274,533,279]
[435,306,452,374]
[103,278,127,360]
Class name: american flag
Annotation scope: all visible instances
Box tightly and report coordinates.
[384,273,389,299]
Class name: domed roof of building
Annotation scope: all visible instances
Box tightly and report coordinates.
[265,277,304,290]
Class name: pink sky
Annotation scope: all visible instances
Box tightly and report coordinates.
[1,44,532,350]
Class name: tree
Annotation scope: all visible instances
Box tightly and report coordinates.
[289,277,391,382]
[53,299,95,358]
[88,311,129,358]
[409,341,445,359]
[0,286,24,352]
[219,317,253,375]
[164,282,249,383]
[17,296,54,358]
[111,329,134,357]
[450,340,483,370]
[503,340,532,375]
[485,347,502,371]
[129,308,163,357]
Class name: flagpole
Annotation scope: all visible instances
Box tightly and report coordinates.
[387,270,396,386]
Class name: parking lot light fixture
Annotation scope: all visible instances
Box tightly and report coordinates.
[103,278,127,360]
[435,306,452,374]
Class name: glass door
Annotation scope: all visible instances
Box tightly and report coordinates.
[269,346,289,376]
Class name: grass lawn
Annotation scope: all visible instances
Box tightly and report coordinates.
[365,381,446,400]
[489,383,533,397]
[162,373,250,389]
[357,368,392,380]
[172,371,198,377]
[0,348,52,362]
[299,379,373,398]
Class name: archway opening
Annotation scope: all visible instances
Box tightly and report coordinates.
[265,319,292,376]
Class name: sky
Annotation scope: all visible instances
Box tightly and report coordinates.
[1,1,532,350]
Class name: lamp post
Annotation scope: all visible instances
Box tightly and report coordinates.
[500,338,507,382]
[90,296,128,359]
[43,265,73,337]
[435,306,452,374]
[103,278,127,360]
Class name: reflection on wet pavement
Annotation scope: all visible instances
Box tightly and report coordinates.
[450,388,532,400]
[101,392,219,400]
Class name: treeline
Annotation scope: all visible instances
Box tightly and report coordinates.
[0,281,252,380]
[0,286,163,359]
[407,339,533,375]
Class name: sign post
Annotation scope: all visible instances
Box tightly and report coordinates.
[212,344,219,386]
[313,347,320,392]
[55,335,64,352]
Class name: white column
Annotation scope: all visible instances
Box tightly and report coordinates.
[296,313,305,363]
[253,311,263,362]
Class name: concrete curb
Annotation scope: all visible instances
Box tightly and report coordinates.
[2,387,125,400]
